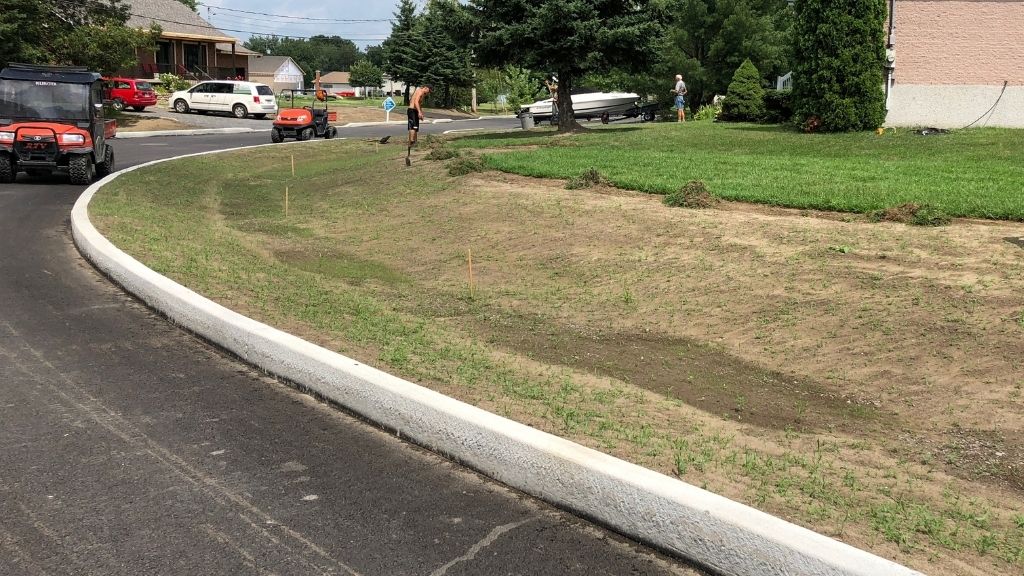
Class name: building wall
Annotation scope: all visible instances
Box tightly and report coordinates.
[887,0,1024,127]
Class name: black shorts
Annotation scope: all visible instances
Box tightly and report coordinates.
[407,108,420,131]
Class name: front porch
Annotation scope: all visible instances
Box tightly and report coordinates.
[131,36,250,82]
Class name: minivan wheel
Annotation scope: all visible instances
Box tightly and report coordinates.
[131,106,146,112]
[174,99,190,113]
[111,98,125,112]
[232,104,248,119]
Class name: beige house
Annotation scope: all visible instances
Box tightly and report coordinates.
[247,56,305,93]
[886,0,1024,128]
[124,0,254,81]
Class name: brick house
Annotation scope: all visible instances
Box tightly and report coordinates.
[123,0,256,81]
[886,0,1024,128]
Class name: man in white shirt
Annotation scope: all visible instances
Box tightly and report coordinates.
[672,74,688,122]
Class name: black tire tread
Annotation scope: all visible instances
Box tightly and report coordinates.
[96,146,115,178]
[68,155,94,185]
[0,154,15,183]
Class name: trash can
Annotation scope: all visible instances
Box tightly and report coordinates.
[520,111,534,130]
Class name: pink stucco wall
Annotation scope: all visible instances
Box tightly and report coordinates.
[893,1,1024,86]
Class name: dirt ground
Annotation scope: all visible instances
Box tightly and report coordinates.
[115,115,191,132]
[301,160,1024,574]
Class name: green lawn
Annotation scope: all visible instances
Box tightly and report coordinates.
[453,123,1024,220]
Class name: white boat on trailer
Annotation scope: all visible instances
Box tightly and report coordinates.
[520,91,642,122]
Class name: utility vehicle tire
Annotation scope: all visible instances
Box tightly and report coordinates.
[299,127,314,141]
[96,145,115,178]
[232,104,248,119]
[111,98,125,112]
[174,99,190,114]
[68,154,95,185]
[131,106,145,112]
[325,126,337,139]
[253,114,267,120]
[0,154,16,183]
[271,128,284,143]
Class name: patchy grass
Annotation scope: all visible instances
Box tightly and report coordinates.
[91,139,1024,576]
[454,123,1024,220]
[664,180,718,208]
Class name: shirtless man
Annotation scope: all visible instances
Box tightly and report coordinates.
[406,84,431,166]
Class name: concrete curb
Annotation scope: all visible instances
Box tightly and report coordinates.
[71,147,924,576]
[116,127,269,139]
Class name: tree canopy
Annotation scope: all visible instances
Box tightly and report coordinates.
[0,0,160,75]
[244,35,364,84]
[471,0,664,131]
[348,59,384,91]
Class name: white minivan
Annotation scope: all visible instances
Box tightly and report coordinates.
[170,81,278,119]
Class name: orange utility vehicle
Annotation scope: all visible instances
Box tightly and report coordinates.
[271,71,338,143]
[0,64,116,184]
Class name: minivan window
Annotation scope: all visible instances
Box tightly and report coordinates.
[136,81,153,91]
[256,85,274,96]
[233,84,251,95]
[191,83,208,93]
[210,83,232,94]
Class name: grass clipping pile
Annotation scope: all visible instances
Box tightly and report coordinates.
[91,138,1024,576]
[664,180,719,208]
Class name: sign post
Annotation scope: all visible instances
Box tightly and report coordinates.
[383,96,396,123]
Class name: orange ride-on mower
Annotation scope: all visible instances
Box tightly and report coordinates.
[0,64,116,184]
[271,89,338,143]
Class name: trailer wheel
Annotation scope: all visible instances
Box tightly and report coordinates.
[68,154,95,185]
[299,127,314,141]
[96,145,115,178]
[0,154,16,183]
[271,128,284,143]
[643,110,656,122]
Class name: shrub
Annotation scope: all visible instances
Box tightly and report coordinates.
[156,73,191,93]
[868,203,951,226]
[693,103,722,122]
[566,168,608,190]
[664,180,719,208]
[721,59,766,122]
[447,157,486,176]
[792,0,887,132]
[762,89,793,124]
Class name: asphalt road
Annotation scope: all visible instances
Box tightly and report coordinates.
[0,126,701,575]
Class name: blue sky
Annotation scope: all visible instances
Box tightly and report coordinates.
[198,0,408,49]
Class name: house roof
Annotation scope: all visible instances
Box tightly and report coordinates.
[125,0,237,43]
[320,72,350,84]
[248,56,305,75]
[216,43,258,55]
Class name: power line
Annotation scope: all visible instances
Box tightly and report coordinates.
[130,12,388,40]
[198,3,393,23]
[207,9,387,27]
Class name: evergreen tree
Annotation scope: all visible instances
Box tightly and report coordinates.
[792,0,887,131]
[382,0,423,105]
[419,0,475,108]
[470,0,663,132]
[721,59,766,120]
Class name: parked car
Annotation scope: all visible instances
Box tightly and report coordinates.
[103,78,157,112]
[169,81,278,119]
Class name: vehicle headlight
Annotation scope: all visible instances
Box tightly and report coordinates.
[61,134,86,144]
[0,132,13,143]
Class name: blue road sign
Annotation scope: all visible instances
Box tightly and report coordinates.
[383,97,396,112]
